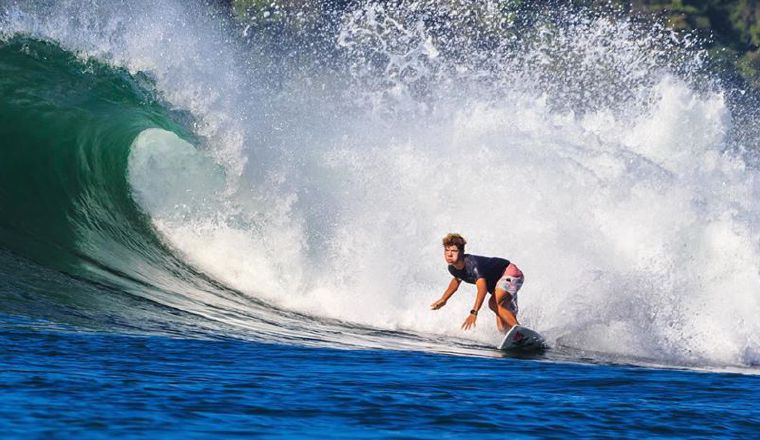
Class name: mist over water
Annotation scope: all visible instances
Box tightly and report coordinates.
[2,0,759,368]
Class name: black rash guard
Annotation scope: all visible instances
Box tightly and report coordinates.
[448,254,510,294]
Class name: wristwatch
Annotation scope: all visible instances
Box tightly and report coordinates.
[469,309,478,316]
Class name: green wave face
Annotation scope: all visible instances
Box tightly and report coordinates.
[0,35,300,340]
[0,36,190,284]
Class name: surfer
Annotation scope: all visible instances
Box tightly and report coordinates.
[430,233,524,333]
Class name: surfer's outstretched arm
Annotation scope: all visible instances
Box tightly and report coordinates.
[431,277,461,310]
[461,278,487,330]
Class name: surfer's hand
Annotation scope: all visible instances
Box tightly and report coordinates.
[461,314,477,330]
[430,298,447,310]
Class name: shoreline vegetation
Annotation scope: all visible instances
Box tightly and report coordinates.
[227,0,760,90]
[625,0,760,89]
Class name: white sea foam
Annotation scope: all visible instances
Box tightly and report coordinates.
[5,1,760,367]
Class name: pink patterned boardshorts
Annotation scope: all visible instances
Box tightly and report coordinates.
[495,263,524,314]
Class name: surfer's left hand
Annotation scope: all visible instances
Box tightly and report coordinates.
[461,314,477,330]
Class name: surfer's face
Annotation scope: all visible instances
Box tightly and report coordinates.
[444,246,461,264]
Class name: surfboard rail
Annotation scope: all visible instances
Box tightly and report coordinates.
[498,325,546,351]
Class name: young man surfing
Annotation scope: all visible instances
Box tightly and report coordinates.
[430,233,524,333]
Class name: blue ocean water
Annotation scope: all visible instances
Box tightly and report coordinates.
[1,314,758,438]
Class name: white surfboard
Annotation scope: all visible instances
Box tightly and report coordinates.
[497,325,546,351]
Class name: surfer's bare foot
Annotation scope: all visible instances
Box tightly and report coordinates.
[496,320,507,334]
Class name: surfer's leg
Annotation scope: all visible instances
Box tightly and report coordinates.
[488,296,508,333]
[494,288,519,329]
[494,268,524,330]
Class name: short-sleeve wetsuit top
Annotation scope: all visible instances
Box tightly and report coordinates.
[448,254,510,294]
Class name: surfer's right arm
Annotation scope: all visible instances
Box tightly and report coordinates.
[431,277,462,310]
